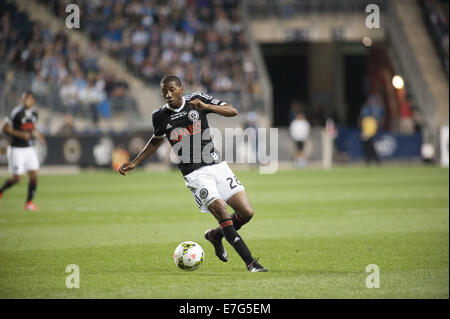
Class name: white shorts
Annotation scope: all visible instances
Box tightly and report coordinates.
[7,146,40,175]
[184,161,245,213]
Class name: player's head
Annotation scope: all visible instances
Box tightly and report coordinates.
[160,75,184,108]
[22,91,35,108]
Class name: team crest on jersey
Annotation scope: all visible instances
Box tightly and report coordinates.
[188,110,199,122]
[199,188,209,199]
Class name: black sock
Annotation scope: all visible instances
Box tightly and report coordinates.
[219,219,254,265]
[211,212,250,241]
[0,178,16,193]
[26,182,37,203]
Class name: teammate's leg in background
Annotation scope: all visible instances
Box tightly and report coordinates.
[24,170,38,211]
[0,175,22,203]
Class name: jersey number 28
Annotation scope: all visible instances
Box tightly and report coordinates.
[227,176,242,189]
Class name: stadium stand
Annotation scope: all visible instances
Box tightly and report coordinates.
[39,0,264,114]
[0,0,447,165]
[0,1,139,131]
[420,0,449,76]
[246,0,386,17]
[388,0,448,134]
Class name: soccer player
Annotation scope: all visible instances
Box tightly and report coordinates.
[119,75,267,272]
[289,112,311,167]
[0,91,44,211]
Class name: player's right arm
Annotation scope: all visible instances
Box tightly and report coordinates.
[118,136,164,176]
[119,109,167,176]
[1,122,31,141]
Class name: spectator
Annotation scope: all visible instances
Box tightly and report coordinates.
[398,92,414,135]
[59,75,80,115]
[31,71,50,106]
[79,78,104,125]
[57,113,77,137]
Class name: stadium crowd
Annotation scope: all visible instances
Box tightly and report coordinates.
[421,0,449,76]
[43,0,262,112]
[0,1,138,125]
[246,0,386,18]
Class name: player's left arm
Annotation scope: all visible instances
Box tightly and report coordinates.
[190,99,238,117]
[32,129,45,144]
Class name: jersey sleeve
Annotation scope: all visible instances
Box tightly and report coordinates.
[151,109,166,139]
[4,107,20,125]
[193,93,227,114]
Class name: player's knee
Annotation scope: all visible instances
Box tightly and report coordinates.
[11,175,22,183]
[28,171,38,180]
[208,200,230,221]
[247,207,254,219]
[239,207,254,221]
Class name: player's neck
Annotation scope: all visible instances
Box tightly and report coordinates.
[167,97,185,111]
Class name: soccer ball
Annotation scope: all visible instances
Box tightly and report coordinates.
[173,241,204,271]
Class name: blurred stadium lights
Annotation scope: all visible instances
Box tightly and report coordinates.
[392,75,405,90]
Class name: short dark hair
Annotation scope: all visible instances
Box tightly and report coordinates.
[23,90,34,98]
[160,75,182,87]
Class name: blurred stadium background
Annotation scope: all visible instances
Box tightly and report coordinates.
[0,0,448,170]
[0,0,448,300]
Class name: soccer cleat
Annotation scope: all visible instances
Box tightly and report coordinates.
[204,229,228,262]
[247,257,268,272]
[24,201,38,212]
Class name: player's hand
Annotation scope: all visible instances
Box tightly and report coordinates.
[189,99,208,111]
[20,131,32,141]
[118,162,136,176]
[32,130,45,144]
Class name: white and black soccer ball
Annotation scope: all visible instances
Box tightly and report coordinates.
[173,241,204,271]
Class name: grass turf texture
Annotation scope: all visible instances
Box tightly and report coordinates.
[0,166,448,298]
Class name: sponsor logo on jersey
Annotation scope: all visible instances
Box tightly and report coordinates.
[170,121,202,142]
[20,122,35,130]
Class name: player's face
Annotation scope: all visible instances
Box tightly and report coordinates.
[161,81,184,108]
[23,94,35,108]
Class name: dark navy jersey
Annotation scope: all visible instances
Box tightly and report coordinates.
[152,92,226,176]
[5,105,38,147]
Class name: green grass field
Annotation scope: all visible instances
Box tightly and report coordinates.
[0,166,448,298]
